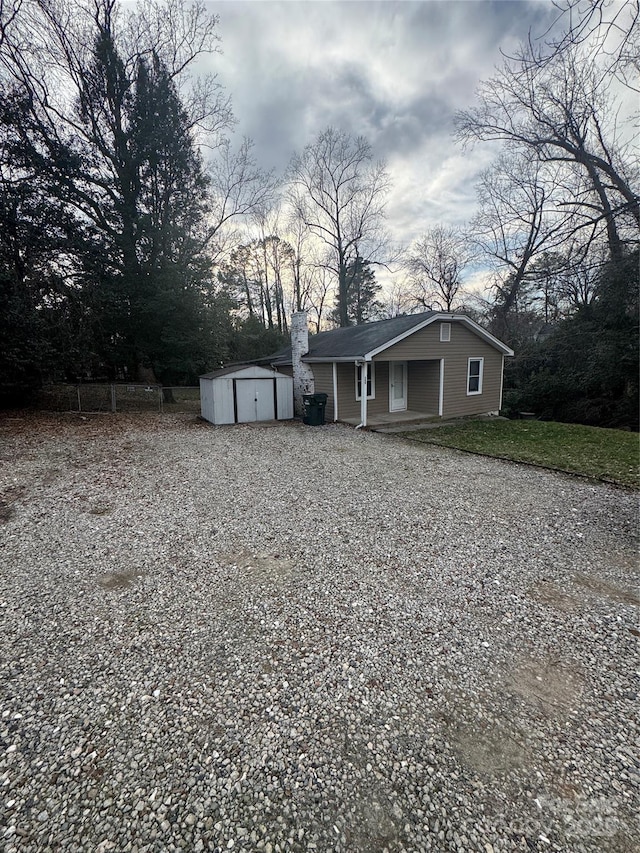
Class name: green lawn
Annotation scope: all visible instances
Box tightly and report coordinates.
[402,419,640,488]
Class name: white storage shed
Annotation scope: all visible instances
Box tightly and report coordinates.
[199,365,294,425]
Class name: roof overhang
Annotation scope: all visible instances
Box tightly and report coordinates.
[302,356,365,363]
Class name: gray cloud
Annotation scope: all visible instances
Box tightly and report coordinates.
[211,0,558,244]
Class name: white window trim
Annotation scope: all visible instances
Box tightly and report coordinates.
[355,362,375,400]
[467,357,484,395]
[440,322,451,342]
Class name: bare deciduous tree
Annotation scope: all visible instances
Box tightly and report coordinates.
[530,0,640,91]
[0,0,22,47]
[208,138,277,239]
[287,127,391,327]
[455,45,639,261]
[406,225,470,312]
[469,153,569,335]
[557,245,603,310]
[306,262,332,333]
[377,281,415,319]
[286,214,313,314]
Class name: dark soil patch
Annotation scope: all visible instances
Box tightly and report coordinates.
[573,573,640,607]
[97,570,142,590]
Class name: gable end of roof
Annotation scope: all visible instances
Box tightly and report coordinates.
[262,311,513,364]
[365,313,514,358]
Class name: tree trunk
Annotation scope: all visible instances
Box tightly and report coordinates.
[338,262,349,327]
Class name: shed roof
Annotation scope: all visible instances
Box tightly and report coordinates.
[200,364,285,380]
[270,311,513,364]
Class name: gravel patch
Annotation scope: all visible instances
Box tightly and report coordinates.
[1,412,638,853]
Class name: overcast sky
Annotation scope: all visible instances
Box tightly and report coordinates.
[207,0,558,252]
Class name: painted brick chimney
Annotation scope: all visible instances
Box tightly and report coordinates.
[291,311,315,416]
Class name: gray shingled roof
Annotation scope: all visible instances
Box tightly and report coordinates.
[200,364,280,380]
[270,311,436,364]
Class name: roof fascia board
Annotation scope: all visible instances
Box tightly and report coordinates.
[303,356,361,363]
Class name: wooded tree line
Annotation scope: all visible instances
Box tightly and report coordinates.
[0,0,282,392]
[1,0,638,427]
[455,0,639,428]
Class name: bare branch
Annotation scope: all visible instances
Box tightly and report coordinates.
[406,225,471,312]
[286,127,392,327]
[455,41,639,264]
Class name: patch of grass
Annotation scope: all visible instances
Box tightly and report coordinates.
[403,419,640,488]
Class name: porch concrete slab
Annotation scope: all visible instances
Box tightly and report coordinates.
[373,414,508,433]
[340,410,437,429]
[373,420,449,433]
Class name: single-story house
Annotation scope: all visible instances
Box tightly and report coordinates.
[269,311,514,428]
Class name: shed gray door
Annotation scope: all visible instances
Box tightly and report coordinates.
[235,379,275,422]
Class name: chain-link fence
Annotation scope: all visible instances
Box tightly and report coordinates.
[36,384,200,414]
[159,387,201,414]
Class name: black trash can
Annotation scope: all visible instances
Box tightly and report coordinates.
[303,393,328,425]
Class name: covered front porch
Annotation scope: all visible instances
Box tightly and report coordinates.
[340,409,439,428]
[330,358,443,428]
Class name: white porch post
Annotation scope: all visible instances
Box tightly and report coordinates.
[360,361,368,427]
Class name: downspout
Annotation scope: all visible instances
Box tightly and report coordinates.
[332,362,339,422]
[355,360,368,429]
[438,358,444,417]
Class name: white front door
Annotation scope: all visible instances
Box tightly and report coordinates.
[389,361,407,412]
[235,379,275,422]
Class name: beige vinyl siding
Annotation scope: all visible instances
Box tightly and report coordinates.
[336,363,359,420]
[407,360,440,414]
[274,363,333,420]
[366,362,390,417]
[310,363,335,421]
[304,321,504,422]
[375,320,461,360]
[336,360,439,419]
[376,322,503,417]
[334,361,391,421]
[441,350,502,417]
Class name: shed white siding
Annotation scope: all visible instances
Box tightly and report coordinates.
[199,377,215,423]
[200,365,293,425]
[213,377,235,424]
[275,376,294,420]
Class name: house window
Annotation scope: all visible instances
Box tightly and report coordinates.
[440,323,451,342]
[355,362,375,400]
[467,358,484,395]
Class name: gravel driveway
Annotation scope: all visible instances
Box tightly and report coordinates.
[1,413,638,853]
